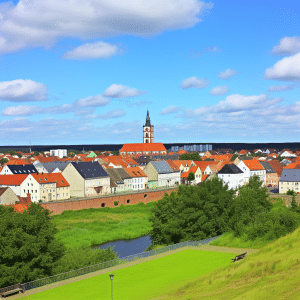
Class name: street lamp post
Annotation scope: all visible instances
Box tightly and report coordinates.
[109,274,114,300]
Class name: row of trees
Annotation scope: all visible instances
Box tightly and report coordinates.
[0,203,119,288]
[148,176,300,248]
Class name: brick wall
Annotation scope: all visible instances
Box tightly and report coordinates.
[41,188,178,215]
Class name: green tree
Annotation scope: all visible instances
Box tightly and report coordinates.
[16,153,22,158]
[0,203,65,288]
[111,151,119,156]
[187,171,195,185]
[179,153,202,161]
[291,194,298,210]
[34,151,40,156]
[229,175,272,236]
[148,177,236,246]
[287,189,296,196]
[0,158,8,165]
[9,150,16,156]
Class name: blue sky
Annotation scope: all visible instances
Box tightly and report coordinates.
[0,0,300,146]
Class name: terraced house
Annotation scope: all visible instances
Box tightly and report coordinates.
[279,169,300,194]
[62,161,110,197]
[237,160,266,186]
[143,160,180,188]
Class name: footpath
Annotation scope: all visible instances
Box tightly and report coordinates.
[10,245,259,299]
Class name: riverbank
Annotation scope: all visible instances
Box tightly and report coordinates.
[52,201,157,249]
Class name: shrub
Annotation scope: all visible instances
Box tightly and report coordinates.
[287,189,296,196]
[114,201,119,206]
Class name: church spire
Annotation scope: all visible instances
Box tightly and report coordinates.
[145,109,151,126]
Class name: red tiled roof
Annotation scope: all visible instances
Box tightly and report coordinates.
[126,167,146,177]
[239,149,248,155]
[31,173,69,187]
[177,149,188,154]
[284,162,300,169]
[165,160,180,172]
[172,160,194,168]
[241,160,264,170]
[120,143,167,153]
[201,174,209,181]
[6,159,31,165]
[0,174,28,185]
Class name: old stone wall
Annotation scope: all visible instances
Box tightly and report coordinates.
[41,188,178,215]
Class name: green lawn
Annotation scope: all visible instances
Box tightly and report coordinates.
[22,249,236,300]
[52,202,156,249]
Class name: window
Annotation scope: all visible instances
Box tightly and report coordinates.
[31,183,33,186]
[101,203,105,207]
[24,189,26,193]
[127,199,130,203]
[28,183,29,186]
[35,190,37,193]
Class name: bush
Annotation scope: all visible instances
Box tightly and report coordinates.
[52,246,120,275]
[229,176,272,237]
[244,209,300,241]
[287,189,296,196]
[114,201,119,206]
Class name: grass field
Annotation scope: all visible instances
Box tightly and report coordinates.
[19,249,236,300]
[154,227,300,299]
[52,202,156,249]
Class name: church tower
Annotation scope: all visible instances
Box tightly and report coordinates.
[143,109,154,143]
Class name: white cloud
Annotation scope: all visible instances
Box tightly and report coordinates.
[103,84,147,98]
[271,36,300,55]
[177,94,284,118]
[0,0,214,54]
[218,68,237,80]
[209,85,229,96]
[62,41,121,60]
[267,84,295,92]
[264,52,300,81]
[179,76,210,89]
[75,95,111,107]
[0,79,48,102]
[86,109,126,120]
[2,105,42,116]
[159,105,183,115]
[2,94,111,116]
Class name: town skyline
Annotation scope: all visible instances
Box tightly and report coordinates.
[0,0,300,146]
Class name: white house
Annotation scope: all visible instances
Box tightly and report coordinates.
[218,164,245,190]
[237,160,266,186]
[50,149,67,158]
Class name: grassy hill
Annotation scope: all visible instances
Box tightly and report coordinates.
[153,227,300,299]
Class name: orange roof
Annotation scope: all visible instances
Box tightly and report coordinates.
[268,153,278,157]
[81,157,96,162]
[202,174,209,181]
[168,152,175,155]
[239,149,248,155]
[120,143,167,153]
[0,174,28,185]
[193,161,211,172]
[210,155,231,161]
[268,160,283,176]
[126,167,146,177]
[172,160,194,168]
[165,160,180,172]
[284,162,300,169]
[31,173,69,187]
[177,149,188,154]
[188,166,200,173]
[122,157,138,166]
[241,160,264,170]
[6,159,31,165]
[34,156,57,163]
[181,171,189,178]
